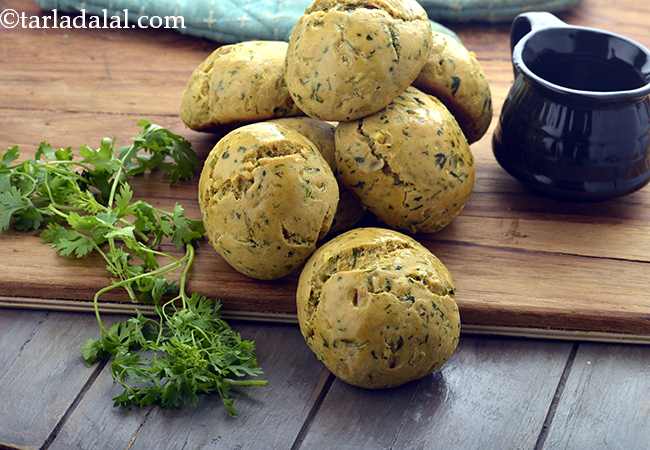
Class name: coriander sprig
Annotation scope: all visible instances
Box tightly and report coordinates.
[0,121,266,414]
[83,244,267,413]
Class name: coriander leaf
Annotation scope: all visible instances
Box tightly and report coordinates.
[168,204,204,247]
[1,145,19,167]
[34,142,56,161]
[69,190,105,214]
[65,212,110,244]
[81,338,104,365]
[55,147,74,161]
[13,207,44,231]
[84,171,113,202]
[163,135,200,183]
[150,277,173,304]
[0,173,10,192]
[104,246,132,278]
[159,213,174,236]
[35,143,74,162]
[101,294,266,413]
[0,186,30,231]
[42,223,96,258]
[96,211,118,226]
[114,184,133,217]
[134,276,177,303]
[78,138,121,201]
[67,211,105,229]
[79,139,120,174]
[122,121,199,182]
[85,316,156,366]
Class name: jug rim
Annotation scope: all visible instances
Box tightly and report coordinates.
[513,25,650,101]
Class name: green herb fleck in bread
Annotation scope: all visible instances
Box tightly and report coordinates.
[415,32,493,143]
[335,87,475,233]
[296,227,460,388]
[285,0,432,121]
[269,117,366,234]
[198,122,339,280]
[181,41,302,131]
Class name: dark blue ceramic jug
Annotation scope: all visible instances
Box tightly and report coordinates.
[493,12,650,200]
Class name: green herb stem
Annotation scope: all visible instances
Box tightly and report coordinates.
[1,121,263,414]
[92,254,187,332]
[224,379,269,387]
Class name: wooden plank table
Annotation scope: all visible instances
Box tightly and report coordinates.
[2,0,650,341]
[1,0,650,449]
[2,309,650,450]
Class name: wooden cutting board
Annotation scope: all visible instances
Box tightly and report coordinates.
[1,0,649,343]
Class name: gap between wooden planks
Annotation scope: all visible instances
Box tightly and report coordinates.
[1,0,650,342]
[2,296,650,344]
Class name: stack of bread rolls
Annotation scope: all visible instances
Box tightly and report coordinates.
[181,0,492,389]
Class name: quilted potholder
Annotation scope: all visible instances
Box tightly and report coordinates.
[35,0,581,44]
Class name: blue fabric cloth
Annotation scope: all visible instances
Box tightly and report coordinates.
[36,0,579,44]
[35,0,459,43]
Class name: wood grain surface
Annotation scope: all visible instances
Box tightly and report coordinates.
[48,324,329,450]
[2,3,650,450]
[2,310,649,450]
[298,338,573,450]
[0,310,104,449]
[0,309,575,450]
[1,0,650,341]
[542,343,650,450]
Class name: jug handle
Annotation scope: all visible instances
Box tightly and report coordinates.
[510,12,567,76]
[510,12,568,79]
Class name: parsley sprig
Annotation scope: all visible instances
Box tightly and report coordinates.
[0,121,266,414]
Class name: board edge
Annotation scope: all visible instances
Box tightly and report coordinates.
[1,296,649,345]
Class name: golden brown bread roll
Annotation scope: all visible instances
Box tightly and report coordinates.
[296,227,460,388]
